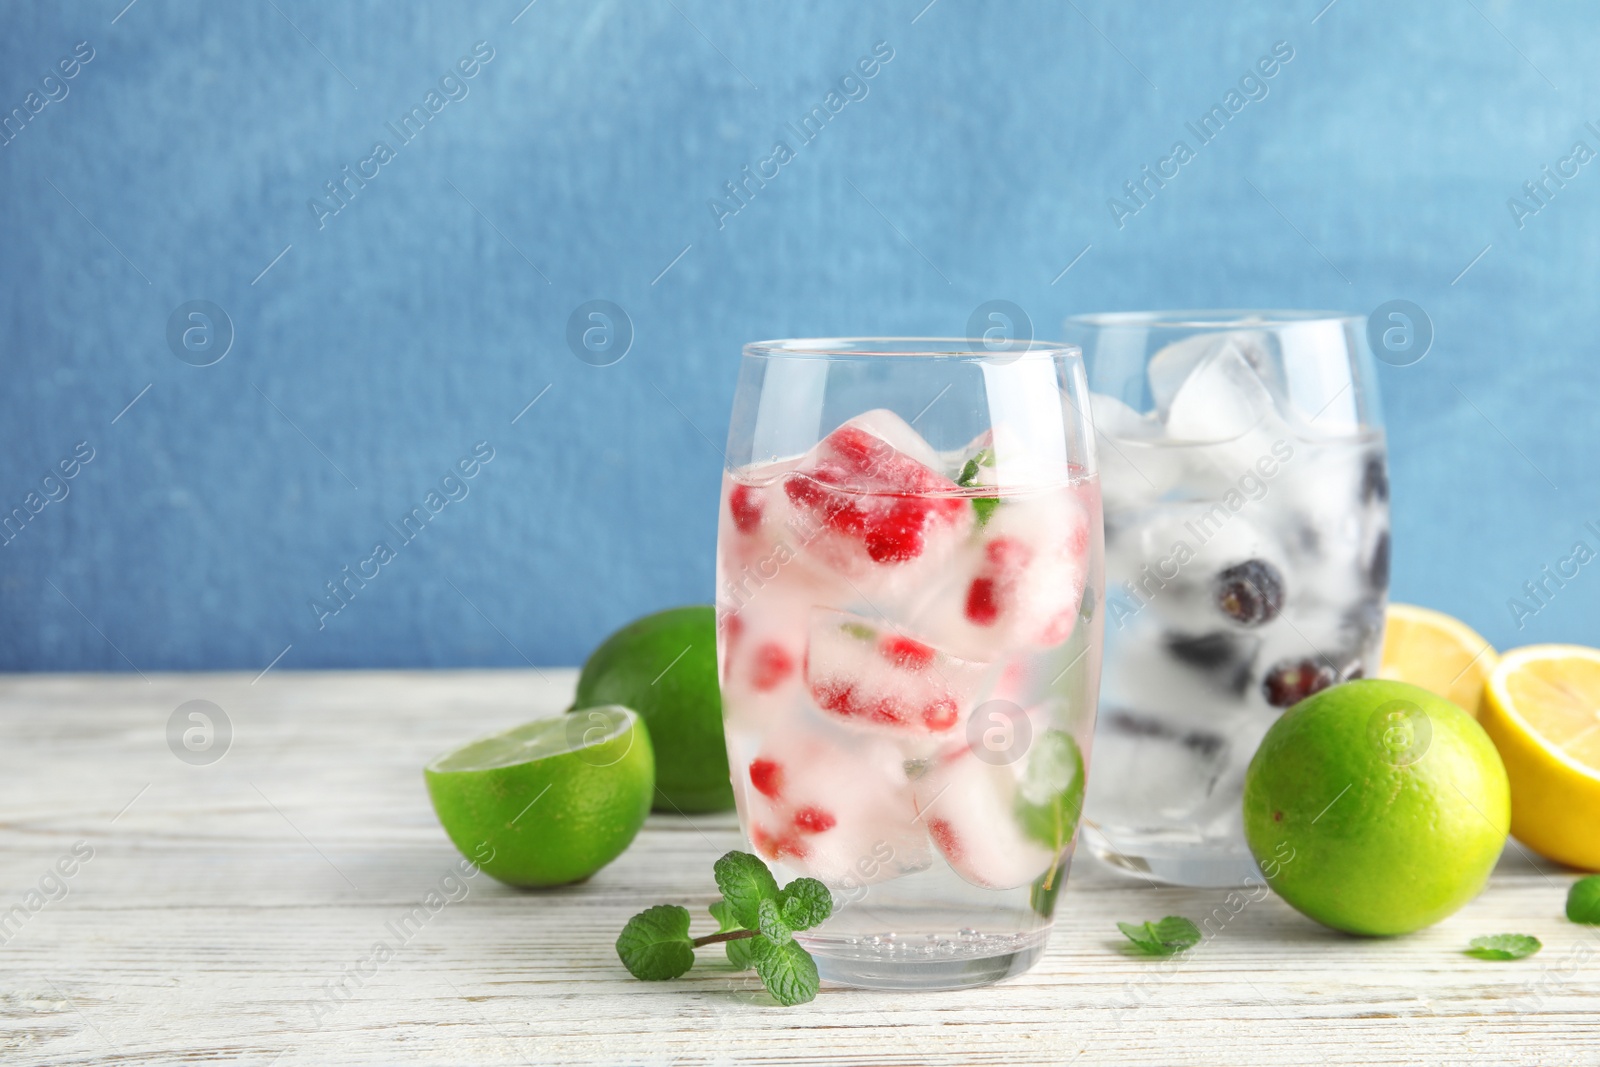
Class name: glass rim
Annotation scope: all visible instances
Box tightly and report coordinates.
[742,336,1081,361]
[1064,309,1362,330]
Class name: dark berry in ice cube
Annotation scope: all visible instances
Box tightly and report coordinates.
[1368,530,1391,590]
[1164,631,1243,669]
[1361,455,1389,504]
[1213,559,1286,625]
[1262,658,1337,707]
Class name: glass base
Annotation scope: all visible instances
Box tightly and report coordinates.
[1084,829,1261,888]
[804,928,1051,990]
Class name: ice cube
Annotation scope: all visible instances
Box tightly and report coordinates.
[782,415,972,597]
[1104,503,1287,638]
[1088,392,1183,509]
[905,486,1092,662]
[1267,440,1372,600]
[845,408,946,472]
[911,733,1064,891]
[718,593,810,734]
[1147,331,1279,420]
[738,723,931,887]
[805,609,993,736]
[1084,708,1231,825]
[1164,344,1278,443]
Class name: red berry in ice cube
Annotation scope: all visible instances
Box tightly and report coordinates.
[927,817,962,861]
[752,823,808,861]
[965,577,1001,626]
[749,758,784,799]
[793,806,837,834]
[729,483,763,534]
[783,423,966,568]
[921,697,959,732]
[749,641,795,692]
[879,635,936,671]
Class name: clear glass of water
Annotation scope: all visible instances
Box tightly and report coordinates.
[1063,312,1388,888]
[716,338,1104,989]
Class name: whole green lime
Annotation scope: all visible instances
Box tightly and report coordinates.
[572,606,732,813]
[1242,679,1509,936]
[425,706,653,887]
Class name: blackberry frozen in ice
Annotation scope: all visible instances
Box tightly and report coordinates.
[1261,657,1338,708]
[1213,559,1285,625]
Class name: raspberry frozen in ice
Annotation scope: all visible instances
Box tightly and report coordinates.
[805,610,991,736]
[737,724,931,887]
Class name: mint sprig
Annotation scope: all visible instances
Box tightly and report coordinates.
[1118,916,1201,956]
[1567,875,1600,924]
[1465,934,1541,960]
[615,850,832,1006]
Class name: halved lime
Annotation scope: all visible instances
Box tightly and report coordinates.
[424,706,654,887]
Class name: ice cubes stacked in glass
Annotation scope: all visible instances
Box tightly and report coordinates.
[716,410,1101,895]
[1087,330,1389,844]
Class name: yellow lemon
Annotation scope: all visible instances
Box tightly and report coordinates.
[1479,645,1600,871]
[1379,603,1498,715]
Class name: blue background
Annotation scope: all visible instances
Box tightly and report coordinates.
[2,0,1595,672]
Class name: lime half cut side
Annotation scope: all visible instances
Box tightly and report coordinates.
[424,706,655,888]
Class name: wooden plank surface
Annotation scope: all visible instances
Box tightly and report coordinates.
[0,670,1596,1066]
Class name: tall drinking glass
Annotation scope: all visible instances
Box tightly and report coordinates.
[1064,312,1388,887]
[716,339,1104,990]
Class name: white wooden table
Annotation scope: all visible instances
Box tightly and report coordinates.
[1,670,1595,1066]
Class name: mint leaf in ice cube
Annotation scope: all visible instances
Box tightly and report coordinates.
[957,448,1001,526]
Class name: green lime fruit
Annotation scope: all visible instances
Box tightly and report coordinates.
[424,706,653,887]
[572,606,732,813]
[1242,679,1509,936]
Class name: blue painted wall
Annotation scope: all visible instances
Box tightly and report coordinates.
[1,0,1595,671]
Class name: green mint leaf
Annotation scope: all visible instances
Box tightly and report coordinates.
[1014,730,1086,853]
[958,449,1000,525]
[957,448,994,487]
[615,905,695,980]
[1567,876,1600,924]
[1118,916,1200,956]
[757,897,793,944]
[1151,916,1201,951]
[1117,921,1162,952]
[708,898,741,933]
[709,898,756,968]
[750,935,821,1006]
[840,621,877,642]
[714,851,780,931]
[726,933,757,970]
[778,877,833,932]
[1466,934,1541,960]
